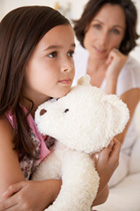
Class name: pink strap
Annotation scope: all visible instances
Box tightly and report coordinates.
[27,114,50,161]
[6,109,50,161]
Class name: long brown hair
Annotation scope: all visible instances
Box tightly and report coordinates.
[0,6,70,158]
[73,0,139,55]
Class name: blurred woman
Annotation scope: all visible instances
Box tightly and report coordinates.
[73,0,140,187]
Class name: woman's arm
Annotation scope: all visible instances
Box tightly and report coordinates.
[104,49,140,144]
[105,48,127,95]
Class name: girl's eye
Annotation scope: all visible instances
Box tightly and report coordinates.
[111,29,120,35]
[48,52,57,58]
[67,50,74,57]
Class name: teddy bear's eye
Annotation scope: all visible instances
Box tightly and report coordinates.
[40,109,47,116]
[64,108,69,113]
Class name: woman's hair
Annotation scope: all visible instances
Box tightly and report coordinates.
[73,0,139,55]
[0,6,70,158]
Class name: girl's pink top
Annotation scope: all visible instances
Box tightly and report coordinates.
[6,109,52,179]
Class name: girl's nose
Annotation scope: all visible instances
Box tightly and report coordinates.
[61,58,73,72]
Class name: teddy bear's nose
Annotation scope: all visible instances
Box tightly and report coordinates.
[40,109,47,116]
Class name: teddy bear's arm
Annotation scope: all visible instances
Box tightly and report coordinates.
[45,151,99,211]
[32,145,63,180]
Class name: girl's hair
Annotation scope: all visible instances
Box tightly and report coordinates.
[0,6,70,158]
[73,0,139,55]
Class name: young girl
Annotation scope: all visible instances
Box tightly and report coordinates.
[0,6,120,210]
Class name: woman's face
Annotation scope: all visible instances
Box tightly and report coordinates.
[83,3,126,61]
[23,24,75,108]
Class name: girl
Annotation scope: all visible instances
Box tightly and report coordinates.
[0,6,120,210]
[73,0,140,187]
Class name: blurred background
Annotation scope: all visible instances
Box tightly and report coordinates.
[0,0,140,61]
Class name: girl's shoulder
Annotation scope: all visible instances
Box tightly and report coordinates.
[0,116,16,173]
[0,115,14,146]
[0,115,13,133]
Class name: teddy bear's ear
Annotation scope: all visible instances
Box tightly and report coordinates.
[103,95,130,137]
[77,74,91,86]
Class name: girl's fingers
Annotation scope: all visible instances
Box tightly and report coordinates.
[98,140,115,161]
[0,195,18,210]
[0,182,26,210]
[2,181,26,198]
[3,206,19,211]
[97,138,121,165]
[109,138,121,161]
[0,182,27,210]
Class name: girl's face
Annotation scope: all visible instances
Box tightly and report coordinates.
[83,4,126,61]
[23,24,75,107]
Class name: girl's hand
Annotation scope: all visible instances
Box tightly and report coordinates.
[105,48,127,80]
[0,179,61,211]
[90,138,121,206]
[94,138,121,190]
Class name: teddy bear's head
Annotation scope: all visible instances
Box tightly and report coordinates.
[35,75,129,154]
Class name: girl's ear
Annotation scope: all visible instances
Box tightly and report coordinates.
[77,74,91,86]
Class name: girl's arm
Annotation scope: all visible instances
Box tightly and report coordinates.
[0,117,61,210]
[0,180,61,210]
[92,138,121,206]
[0,115,120,209]
[0,116,25,197]
[0,138,121,210]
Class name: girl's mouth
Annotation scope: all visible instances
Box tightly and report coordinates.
[58,79,71,84]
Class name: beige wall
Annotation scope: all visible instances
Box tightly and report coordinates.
[0,0,140,61]
[1,0,140,21]
[0,0,88,20]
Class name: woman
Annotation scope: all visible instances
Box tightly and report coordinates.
[73,0,140,186]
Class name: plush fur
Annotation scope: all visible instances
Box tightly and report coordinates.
[32,75,129,211]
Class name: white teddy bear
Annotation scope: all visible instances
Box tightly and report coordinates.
[33,75,129,211]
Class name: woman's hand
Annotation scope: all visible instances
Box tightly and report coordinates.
[105,48,127,80]
[0,179,61,211]
[105,48,127,94]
